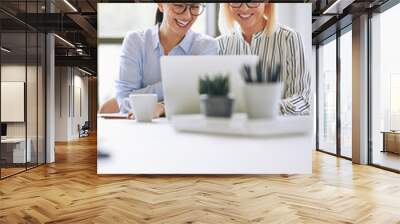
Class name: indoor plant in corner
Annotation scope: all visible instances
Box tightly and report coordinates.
[199,74,234,118]
[241,61,282,119]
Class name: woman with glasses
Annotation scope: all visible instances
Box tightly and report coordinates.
[218,3,311,115]
[115,3,217,116]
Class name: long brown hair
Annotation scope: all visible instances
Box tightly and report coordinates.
[155,8,163,25]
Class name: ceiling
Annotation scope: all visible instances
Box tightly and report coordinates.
[1,0,97,73]
[0,0,395,75]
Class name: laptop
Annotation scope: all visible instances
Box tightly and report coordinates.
[160,55,259,119]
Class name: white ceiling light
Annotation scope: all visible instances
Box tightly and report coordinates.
[54,34,75,48]
[322,0,354,15]
[63,0,78,12]
[76,48,85,55]
[78,67,92,76]
[1,47,11,53]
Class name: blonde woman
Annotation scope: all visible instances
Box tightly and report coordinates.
[218,3,311,115]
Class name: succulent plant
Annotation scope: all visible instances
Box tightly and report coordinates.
[199,74,230,96]
[241,60,281,83]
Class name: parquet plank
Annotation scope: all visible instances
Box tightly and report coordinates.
[0,135,400,223]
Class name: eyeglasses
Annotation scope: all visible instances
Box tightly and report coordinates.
[171,3,206,16]
[229,3,261,8]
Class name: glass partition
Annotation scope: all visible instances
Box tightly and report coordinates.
[1,30,28,177]
[0,1,46,179]
[27,30,38,169]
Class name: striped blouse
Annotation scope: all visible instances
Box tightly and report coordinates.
[217,25,311,115]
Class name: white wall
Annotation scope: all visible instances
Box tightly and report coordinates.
[55,67,68,141]
[72,74,89,138]
[55,67,89,141]
[98,44,121,106]
[98,3,157,39]
[98,3,207,39]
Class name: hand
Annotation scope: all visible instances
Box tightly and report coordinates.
[127,112,135,119]
[127,103,165,120]
[154,103,165,118]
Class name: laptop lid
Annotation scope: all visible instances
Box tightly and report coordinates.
[160,55,259,119]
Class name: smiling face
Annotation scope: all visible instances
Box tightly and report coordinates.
[158,3,199,37]
[229,3,266,33]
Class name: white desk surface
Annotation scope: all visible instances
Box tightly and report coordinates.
[97,117,313,174]
[1,137,32,163]
[1,138,26,144]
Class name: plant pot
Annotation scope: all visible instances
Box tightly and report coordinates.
[200,95,234,118]
[243,82,282,119]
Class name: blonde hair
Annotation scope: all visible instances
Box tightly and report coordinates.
[218,3,277,36]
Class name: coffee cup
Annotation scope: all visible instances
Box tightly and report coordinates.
[123,94,157,122]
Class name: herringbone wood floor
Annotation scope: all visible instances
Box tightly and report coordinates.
[1,135,400,224]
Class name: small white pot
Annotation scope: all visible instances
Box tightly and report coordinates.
[243,83,282,119]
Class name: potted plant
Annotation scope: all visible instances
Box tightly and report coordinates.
[241,61,282,119]
[199,74,234,118]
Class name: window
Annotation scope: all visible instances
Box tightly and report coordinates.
[318,37,337,155]
[340,29,352,158]
[370,2,400,171]
[317,24,354,159]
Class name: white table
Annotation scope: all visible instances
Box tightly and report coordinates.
[1,138,32,163]
[97,118,313,174]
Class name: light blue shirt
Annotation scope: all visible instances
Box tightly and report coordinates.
[115,26,218,113]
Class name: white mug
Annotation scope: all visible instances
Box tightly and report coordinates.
[123,94,157,122]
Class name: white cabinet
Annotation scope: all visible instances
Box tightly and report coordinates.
[1,82,25,122]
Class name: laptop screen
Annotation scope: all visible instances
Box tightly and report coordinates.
[1,123,7,137]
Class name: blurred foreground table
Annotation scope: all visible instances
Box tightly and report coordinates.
[97,117,313,174]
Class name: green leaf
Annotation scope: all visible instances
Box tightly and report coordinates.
[198,74,230,96]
